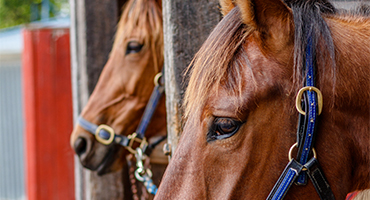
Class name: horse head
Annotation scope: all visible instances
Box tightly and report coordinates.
[156,0,369,199]
[70,0,165,175]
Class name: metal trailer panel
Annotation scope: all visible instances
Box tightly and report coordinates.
[0,63,25,200]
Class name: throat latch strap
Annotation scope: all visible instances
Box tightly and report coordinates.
[135,72,165,138]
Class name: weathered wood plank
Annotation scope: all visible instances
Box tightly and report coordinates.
[163,0,222,155]
[70,0,127,199]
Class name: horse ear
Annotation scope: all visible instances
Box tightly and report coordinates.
[235,0,293,50]
[220,0,235,16]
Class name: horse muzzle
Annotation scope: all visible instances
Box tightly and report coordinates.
[71,125,123,175]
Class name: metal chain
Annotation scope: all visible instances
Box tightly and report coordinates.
[128,154,150,200]
[134,148,158,195]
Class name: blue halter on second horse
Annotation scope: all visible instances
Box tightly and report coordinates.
[77,71,165,195]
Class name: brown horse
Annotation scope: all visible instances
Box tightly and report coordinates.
[156,0,370,199]
[70,0,166,190]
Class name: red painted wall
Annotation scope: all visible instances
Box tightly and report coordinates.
[23,27,75,200]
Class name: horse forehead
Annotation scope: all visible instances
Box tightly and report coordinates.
[245,39,291,89]
[246,39,286,73]
[205,41,289,115]
[207,91,242,116]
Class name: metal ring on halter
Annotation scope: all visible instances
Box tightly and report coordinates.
[154,72,163,86]
[134,168,153,182]
[295,86,323,115]
[125,133,148,155]
[95,125,115,145]
[288,142,317,162]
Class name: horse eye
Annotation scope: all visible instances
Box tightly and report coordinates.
[126,41,143,55]
[207,118,242,142]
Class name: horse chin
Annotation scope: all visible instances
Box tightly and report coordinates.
[78,144,124,175]
[95,145,125,176]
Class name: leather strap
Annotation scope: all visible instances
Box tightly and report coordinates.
[267,159,304,200]
[296,35,319,185]
[267,158,335,200]
[295,92,309,185]
[136,80,165,139]
[304,158,335,200]
[77,116,130,147]
[267,32,335,200]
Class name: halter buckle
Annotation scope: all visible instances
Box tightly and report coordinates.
[95,124,115,145]
[125,132,148,155]
[295,86,323,115]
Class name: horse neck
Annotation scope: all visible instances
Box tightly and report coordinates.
[325,16,370,112]
[323,15,370,189]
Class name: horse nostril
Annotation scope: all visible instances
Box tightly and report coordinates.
[74,137,87,156]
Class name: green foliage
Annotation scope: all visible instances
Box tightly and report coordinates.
[0,0,68,29]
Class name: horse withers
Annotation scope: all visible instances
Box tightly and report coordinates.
[70,0,166,197]
[155,0,369,199]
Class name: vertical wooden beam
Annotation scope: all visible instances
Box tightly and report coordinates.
[163,0,221,155]
[69,0,127,199]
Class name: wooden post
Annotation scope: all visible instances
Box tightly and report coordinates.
[163,0,222,155]
[69,0,127,199]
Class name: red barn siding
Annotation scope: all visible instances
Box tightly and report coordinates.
[23,27,75,200]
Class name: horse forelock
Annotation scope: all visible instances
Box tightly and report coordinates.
[184,7,253,120]
[113,0,163,71]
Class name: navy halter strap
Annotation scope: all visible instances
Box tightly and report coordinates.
[266,36,335,200]
[135,75,165,139]
[77,116,131,147]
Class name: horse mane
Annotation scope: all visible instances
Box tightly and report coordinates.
[283,0,337,96]
[113,0,163,71]
[337,3,370,16]
[272,0,370,110]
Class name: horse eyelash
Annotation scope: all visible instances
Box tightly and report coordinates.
[206,118,243,142]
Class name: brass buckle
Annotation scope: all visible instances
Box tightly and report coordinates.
[154,72,163,86]
[295,86,323,115]
[95,125,115,145]
[125,132,148,154]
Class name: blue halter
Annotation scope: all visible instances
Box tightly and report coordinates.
[266,36,335,200]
